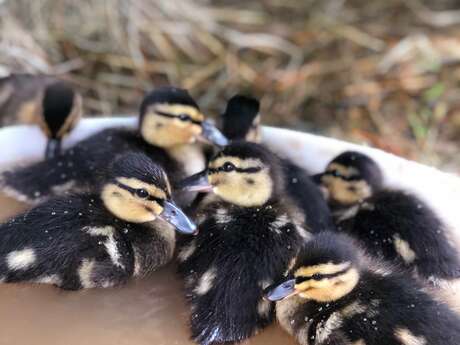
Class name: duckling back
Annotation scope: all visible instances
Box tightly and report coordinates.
[178,200,309,344]
[342,190,460,281]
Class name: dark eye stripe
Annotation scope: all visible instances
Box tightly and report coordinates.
[114,182,165,204]
[295,268,350,284]
[323,171,361,181]
[155,110,202,125]
[208,166,262,174]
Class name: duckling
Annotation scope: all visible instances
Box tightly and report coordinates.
[220,94,262,142]
[0,74,82,159]
[219,95,334,233]
[316,151,460,284]
[0,86,228,206]
[0,152,196,290]
[177,141,313,345]
[265,231,460,345]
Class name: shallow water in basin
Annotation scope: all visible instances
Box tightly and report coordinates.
[0,194,296,345]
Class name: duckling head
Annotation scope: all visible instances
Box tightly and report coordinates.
[139,87,228,148]
[265,231,360,302]
[101,152,197,234]
[221,95,261,142]
[265,232,361,303]
[41,82,82,159]
[315,151,383,206]
[179,141,284,207]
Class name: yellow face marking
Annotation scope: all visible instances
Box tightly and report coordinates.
[141,103,204,147]
[321,163,371,205]
[295,262,351,277]
[56,93,82,138]
[101,180,166,223]
[295,267,360,302]
[207,157,272,207]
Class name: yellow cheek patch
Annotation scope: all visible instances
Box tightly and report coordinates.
[296,268,360,302]
[101,184,159,223]
[210,170,273,207]
[56,93,82,138]
[116,177,167,199]
[153,103,204,122]
[322,176,371,204]
[141,113,201,146]
[295,262,351,277]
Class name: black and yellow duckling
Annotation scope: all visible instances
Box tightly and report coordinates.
[177,141,313,345]
[0,152,196,290]
[265,231,460,345]
[219,95,334,233]
[0,86,228,206]
[0,74,82,159]
[220,94,262,142]
[315,151,460,287]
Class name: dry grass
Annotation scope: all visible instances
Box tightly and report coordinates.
[0,0,459,172]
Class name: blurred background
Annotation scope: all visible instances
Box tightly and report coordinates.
[1,0,459,172]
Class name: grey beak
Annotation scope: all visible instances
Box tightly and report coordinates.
[159,200,198,235]
[201,120,229,147]
[45,138,62,159]
[264,279,297,301]
[177,170,213,193]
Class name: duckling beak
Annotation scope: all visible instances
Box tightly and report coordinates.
[200,120,229,147]
[45,138,62,159]
[264,279,298,301]
[177,170,213,193]
[159,200,198,235]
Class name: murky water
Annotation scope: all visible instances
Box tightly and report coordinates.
[0,194,296,345]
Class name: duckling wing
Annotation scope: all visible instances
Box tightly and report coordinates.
[0,195,134,289]
[350,190,460,280]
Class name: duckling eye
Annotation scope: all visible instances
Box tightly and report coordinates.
[331,170,341,177]
[222,162,236,172]
[136,188,149,198]
[312,273,323,280]
[178,113,191,122]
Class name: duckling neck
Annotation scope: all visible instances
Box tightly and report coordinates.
[165,143,206,177]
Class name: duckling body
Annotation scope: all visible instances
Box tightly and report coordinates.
[266,232,460,345]
[339,190,460,282]
[178,142,312,344]
[220,95,333,233]
[0,74,82,159]
[0,152,195,289]
[0,87,227,206]
[318,151,460,283]
[1,127,179,203]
